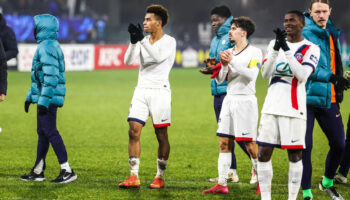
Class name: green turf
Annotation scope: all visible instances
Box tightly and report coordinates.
[0,68,349,199]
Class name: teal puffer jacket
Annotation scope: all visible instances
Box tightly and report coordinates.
[209,16,234,96]
[302,13,343,109]
[25,14,66,108]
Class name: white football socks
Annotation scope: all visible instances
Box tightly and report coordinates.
[156,158,168,179]
[251,158,258,171]
[258,160,273,200]
[218,152,232,186]
[34,159,44,174]
[60,162,72,173]
[129,157,140,177]
[288,160,303,200]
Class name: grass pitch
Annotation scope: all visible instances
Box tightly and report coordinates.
[0,68,349,199]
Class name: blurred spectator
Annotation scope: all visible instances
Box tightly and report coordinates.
[0,40,7,101]
[96,17,106,42]
[0,13,18,60]
[86,26,97,42]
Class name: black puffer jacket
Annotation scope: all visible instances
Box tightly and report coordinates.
[0,13,18,61]
[0,40,7,95]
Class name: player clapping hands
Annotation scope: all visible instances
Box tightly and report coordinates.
[219,50,232,66]
[199,57,216,74]
[128,23,144,44]
[273,28,289,51]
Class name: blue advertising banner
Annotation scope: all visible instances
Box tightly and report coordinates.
[5,14,95,42]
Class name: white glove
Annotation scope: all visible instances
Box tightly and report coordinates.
[344,71,350,80]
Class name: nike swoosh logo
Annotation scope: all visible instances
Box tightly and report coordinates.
[291,140,299,143]
[336,114,341,117]
[161,119,168,122]
[63,174,71,179]
[242,133,249,135]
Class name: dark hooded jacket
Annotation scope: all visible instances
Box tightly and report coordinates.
[0,13,18,61]
[0,40,7,95]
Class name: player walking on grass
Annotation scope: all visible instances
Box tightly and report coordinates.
[301,1,350,199]
[21,14,77,183]
[199,5,256,185]
[257,10,320,200]
[119,4,176,189]
[202,16,261,194]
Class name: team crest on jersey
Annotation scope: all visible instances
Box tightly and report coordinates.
[295,53,303,62]
[222,40,226,45]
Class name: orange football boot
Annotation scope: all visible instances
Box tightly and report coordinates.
[119,176,141,188]
[149,177,165,189]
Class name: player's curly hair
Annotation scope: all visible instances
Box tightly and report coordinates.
[309,0,330,9]
[210,5,231,19]
[231,16,256,39]
[146,4,169,27]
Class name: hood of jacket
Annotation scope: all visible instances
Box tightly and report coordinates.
[33,14,59,43]
[216,16,233,38]
[304,12,342,39]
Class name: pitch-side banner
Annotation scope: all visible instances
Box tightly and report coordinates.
[63,44,95,71]
[18,44,37,72]
[94,45,139,70]
[18,44,95,72]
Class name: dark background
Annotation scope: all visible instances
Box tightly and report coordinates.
[0,0,349,44]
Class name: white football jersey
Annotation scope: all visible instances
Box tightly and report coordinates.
[261,39,320,120]
[216,45,262,95]
[124,34,176,89]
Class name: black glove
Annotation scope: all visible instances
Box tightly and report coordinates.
[329,74,350,91]
[273,28,289,51]
[128,23,139,44]
[135,23,144,42]
[24,101,31,113]
[273,28,282,51]
[38,105,48,115]
[128,23,144,44]
[279,30,290,51]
